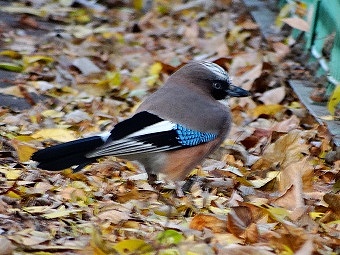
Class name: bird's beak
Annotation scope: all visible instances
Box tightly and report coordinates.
[226,84,250,97]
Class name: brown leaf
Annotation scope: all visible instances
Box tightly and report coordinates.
[226,206,253,237]
[252,130,312,171]
[272,185,304,210]
[269,224,308,253]
[271,115,300,133]
[323,193,340,217]
[19,14,39,29]
[190,214,226,233]
[278,156,314,193]
[243,222,259,243]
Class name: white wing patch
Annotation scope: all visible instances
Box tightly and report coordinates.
[126,121,175,138]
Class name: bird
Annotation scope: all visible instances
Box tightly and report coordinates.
[31,61,250,181]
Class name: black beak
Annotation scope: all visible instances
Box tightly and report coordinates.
[226,84,250,97]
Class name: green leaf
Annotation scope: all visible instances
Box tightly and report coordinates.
[0,62,23,72]
[157,230,183,245]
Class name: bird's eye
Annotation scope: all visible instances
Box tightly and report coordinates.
[213,83,222,89]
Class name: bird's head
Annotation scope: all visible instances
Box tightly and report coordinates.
[173,61,250,100]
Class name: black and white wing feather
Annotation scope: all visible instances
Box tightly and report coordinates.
[86,111,217,158]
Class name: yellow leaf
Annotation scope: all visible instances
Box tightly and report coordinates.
[41,109,65,118]
[61,86,78,94]
[0,50,22,59]
[288,101,302,109]
[309,212,324,220]
[113,239,153,254]
[23,206,51,214]
[14,135,34,142]
[105,71,121,88]
[42,208,82,219]
[23,55,54,65]
[248,171,279,188]
[327,85,340,115]
[70,9,90,24]
[5,170,22,180]
[263,205,290,222]
[275,3,294,27]
[133,0,143,10]
[11,139,37,162]
[32,128,77,142]
[251,104,284,118]
[149,62,162,75]
[6,191,21,199]
[0,167,23,181]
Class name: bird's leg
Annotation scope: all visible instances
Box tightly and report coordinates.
[181,175,199,193]
[147,173,160,189]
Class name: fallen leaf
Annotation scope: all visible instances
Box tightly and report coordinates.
[157,229,183,245]
[113,239,153,254]
[258,86,286,105]
[0,62,23,72]
[282,17,310,32]
[190,214,226,233]
[226,206,254,237]
[42,207,83,219]
[248,171,279,188]
[271,115,300,132]
[327,85,340,115]
[219,244,275,255]
[72,57,101,76]
[251,104,285,118]
[32,128,77,142]
[0,236,14,255]
[97,209,131,225]
[41,109,65,118]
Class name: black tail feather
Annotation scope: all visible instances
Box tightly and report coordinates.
[31,136,105,171]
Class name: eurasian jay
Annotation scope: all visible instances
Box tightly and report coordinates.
[31,61,250,180]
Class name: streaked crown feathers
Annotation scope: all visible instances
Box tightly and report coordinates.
[198,61,232,83]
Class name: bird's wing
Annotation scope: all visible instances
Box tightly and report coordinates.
[86,111,218,158]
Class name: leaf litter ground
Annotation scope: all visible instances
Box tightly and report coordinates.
[0,0,339,254]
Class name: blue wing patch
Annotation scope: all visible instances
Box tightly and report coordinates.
[174,124,217,146]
